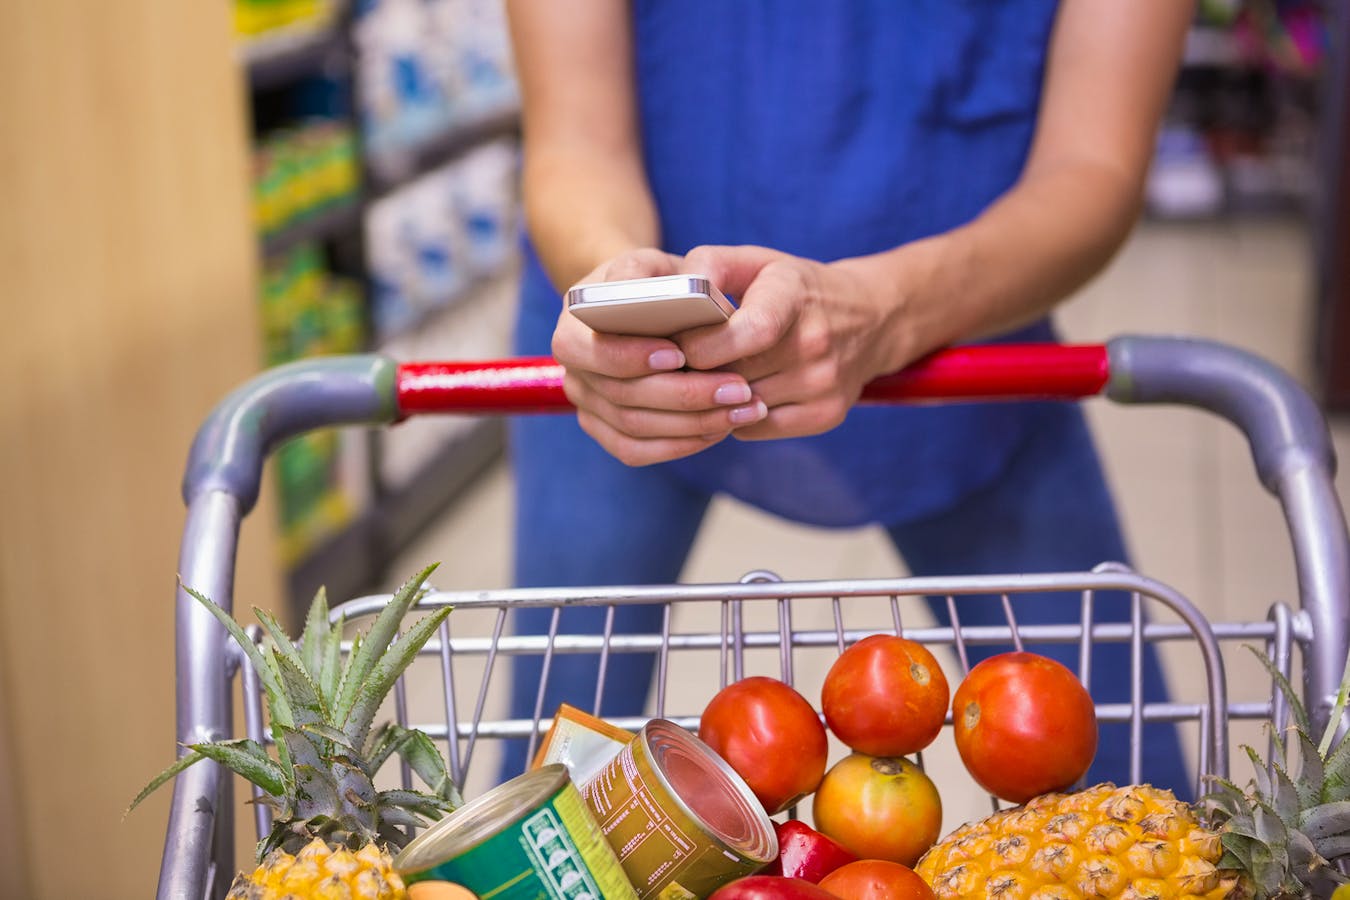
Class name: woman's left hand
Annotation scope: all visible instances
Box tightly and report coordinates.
[675,244,919,440]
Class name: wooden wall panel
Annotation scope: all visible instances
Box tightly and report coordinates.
[0,1,281,896]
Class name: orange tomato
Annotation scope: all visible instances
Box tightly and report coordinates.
[952,651,1097,804]
[821,635,948,756]
[819,860,936,900]
[811,754,941,868]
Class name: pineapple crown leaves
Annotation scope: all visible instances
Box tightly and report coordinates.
[1201,644,1350,897]
[128,564,460,835]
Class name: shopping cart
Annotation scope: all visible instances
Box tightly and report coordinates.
[157,336,1350,900]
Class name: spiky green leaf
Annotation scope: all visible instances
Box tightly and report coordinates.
[1298,728,1326,805]
[255,607,317,701]
[342,607,453,751]
[191,739,287,797]
[181,582,294,728]
[301,586,330,680]
[1220,832,1256,870]
[1271,761,1303,826]
[375,806,430,830]
[1245,744,1274,799]
[301,722,358,756]
[127,749,205,815]
[277,725,325,774]
[271,649,328,728]
[1322,731,1350,801]
[397,728,460,805]
[335,563,438,724]
[1247,645,1311,735]
[1299,800,1350,840]
[1317,833,1350,859]
[377,788,454,817]
[1254,800,1290,848]
[331,758,377,818]
[294,763,340,820]
[365,722,404,775]
[319,611,346,707]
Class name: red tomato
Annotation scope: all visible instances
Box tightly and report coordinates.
[708,875,839,900]
[952,651,1098,804]
[763,819,858,883]
[811,754,942,868]
[819,860,936,900]
[821,635,948,756]
[700,676,828,814]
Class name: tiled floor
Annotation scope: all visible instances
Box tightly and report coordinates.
[383,216,1350,831]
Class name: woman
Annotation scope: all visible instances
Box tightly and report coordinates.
[501,0,1195,794]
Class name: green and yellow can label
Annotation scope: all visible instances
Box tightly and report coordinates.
[399,768,637,900]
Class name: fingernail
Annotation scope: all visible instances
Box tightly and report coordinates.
[649,349,685,370]
[729,400,768,425]
[713,382,752,405]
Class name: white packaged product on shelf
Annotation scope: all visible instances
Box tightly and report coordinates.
[452,139,521,276]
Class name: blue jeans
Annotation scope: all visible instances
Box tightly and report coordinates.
[503,402,1191,799]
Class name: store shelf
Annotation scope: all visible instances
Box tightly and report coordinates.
[261,195,363,258]
[285,418,505,611]
[365,106,521,197]
[240,20,346,90]
[372,270,507,348]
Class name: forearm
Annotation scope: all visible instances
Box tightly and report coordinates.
[523,148,660,294]
[854,155,1142,372]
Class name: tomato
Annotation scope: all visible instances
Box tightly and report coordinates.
[820,635,948,756]
[951,651,1098,804]
[700,676,829,814]
[763,819,858,883]
[818,860,936,900]
[708,875,839,900]
[811,754,942,868]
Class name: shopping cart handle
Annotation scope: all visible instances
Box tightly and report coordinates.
[393,344,1113,414]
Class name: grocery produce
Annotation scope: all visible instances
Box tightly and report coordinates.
[951,651,1097,803]
[700,676,829,813]
[821,635,949,756]
[764,819,858,883]
[813,754,942,868]
[708,875,841,900]
[130,564,460,900]
[818,859,935,900]
[919,649,1350,898]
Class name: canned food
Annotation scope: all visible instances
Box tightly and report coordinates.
[579,719,777,900]
[395,764,638,900]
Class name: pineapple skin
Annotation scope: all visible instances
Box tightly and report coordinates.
[915,783,1242,900]
[225,837,409,900]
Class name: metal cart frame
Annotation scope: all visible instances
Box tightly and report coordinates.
[157,336,1350,899]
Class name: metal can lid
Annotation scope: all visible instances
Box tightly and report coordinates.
[641,719,777,864]
[395,764,571,875]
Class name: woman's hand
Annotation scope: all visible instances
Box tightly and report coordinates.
[551,248,770,466]
[676,244,919,441]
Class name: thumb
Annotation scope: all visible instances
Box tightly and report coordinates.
[682,244,786,300]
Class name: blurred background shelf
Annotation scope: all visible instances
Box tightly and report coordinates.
[365,105,521,196]
[241,19,346,90]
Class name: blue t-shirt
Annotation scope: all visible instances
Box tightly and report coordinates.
[516,0,1065,528]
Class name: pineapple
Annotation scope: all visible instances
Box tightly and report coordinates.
[917,647,1350,899]
[131,564,461,899]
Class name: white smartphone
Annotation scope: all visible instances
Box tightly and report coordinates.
[565,275,735,337]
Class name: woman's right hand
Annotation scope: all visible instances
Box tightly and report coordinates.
[552,248,768,466]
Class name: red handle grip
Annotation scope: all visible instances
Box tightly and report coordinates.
[395,344,1110,415]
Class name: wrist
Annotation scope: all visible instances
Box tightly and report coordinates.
[836,235,971,374]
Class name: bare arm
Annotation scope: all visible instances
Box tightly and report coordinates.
[506,0,766,463]
[506,0,659,291]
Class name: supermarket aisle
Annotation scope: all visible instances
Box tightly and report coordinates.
[385,215,1344,817]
